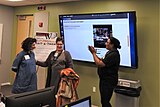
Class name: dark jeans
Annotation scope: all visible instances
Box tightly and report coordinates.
[99,79,116,107]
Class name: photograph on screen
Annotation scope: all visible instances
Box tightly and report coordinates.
[93,25,112,48]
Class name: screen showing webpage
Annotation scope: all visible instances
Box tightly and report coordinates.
[59,12,135,67]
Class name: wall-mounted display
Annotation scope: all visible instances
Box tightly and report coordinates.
[59,11,138,68]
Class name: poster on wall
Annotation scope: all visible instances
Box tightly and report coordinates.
[34,31,57,62]
[0,24,3,62]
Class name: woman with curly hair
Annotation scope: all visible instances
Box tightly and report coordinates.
[11,37,37,94]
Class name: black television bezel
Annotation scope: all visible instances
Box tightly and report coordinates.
[5,86,56,107]
[59,11,138,69]
[62,96,91,107]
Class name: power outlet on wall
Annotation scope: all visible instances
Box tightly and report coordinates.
[93,87,96,92]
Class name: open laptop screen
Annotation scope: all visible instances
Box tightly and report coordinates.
[63,96,91,107]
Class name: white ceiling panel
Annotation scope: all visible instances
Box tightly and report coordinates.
[0,0,80,7]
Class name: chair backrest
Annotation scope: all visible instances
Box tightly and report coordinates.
[1,83,12,97]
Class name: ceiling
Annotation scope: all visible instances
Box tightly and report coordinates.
[0,0,80,7]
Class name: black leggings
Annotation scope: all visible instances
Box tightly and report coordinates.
[99,80,116,107]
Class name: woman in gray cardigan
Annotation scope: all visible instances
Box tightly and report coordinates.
[36,37,74,93]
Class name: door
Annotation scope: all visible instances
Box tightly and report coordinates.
[16,15,34,54]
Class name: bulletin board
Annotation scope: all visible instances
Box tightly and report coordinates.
[0,24,3,62]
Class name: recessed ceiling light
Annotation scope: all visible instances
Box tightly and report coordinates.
[7,0,24,1]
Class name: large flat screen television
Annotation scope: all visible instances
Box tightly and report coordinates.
[5,86,56,107]
[59,11,138,68]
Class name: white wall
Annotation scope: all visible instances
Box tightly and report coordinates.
[0,5,14,85]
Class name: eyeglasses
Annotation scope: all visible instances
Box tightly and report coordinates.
[106,41,111,44]
[56,43,63,45]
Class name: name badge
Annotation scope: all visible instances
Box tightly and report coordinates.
[102,55,105,59]
[24,55,30,60]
